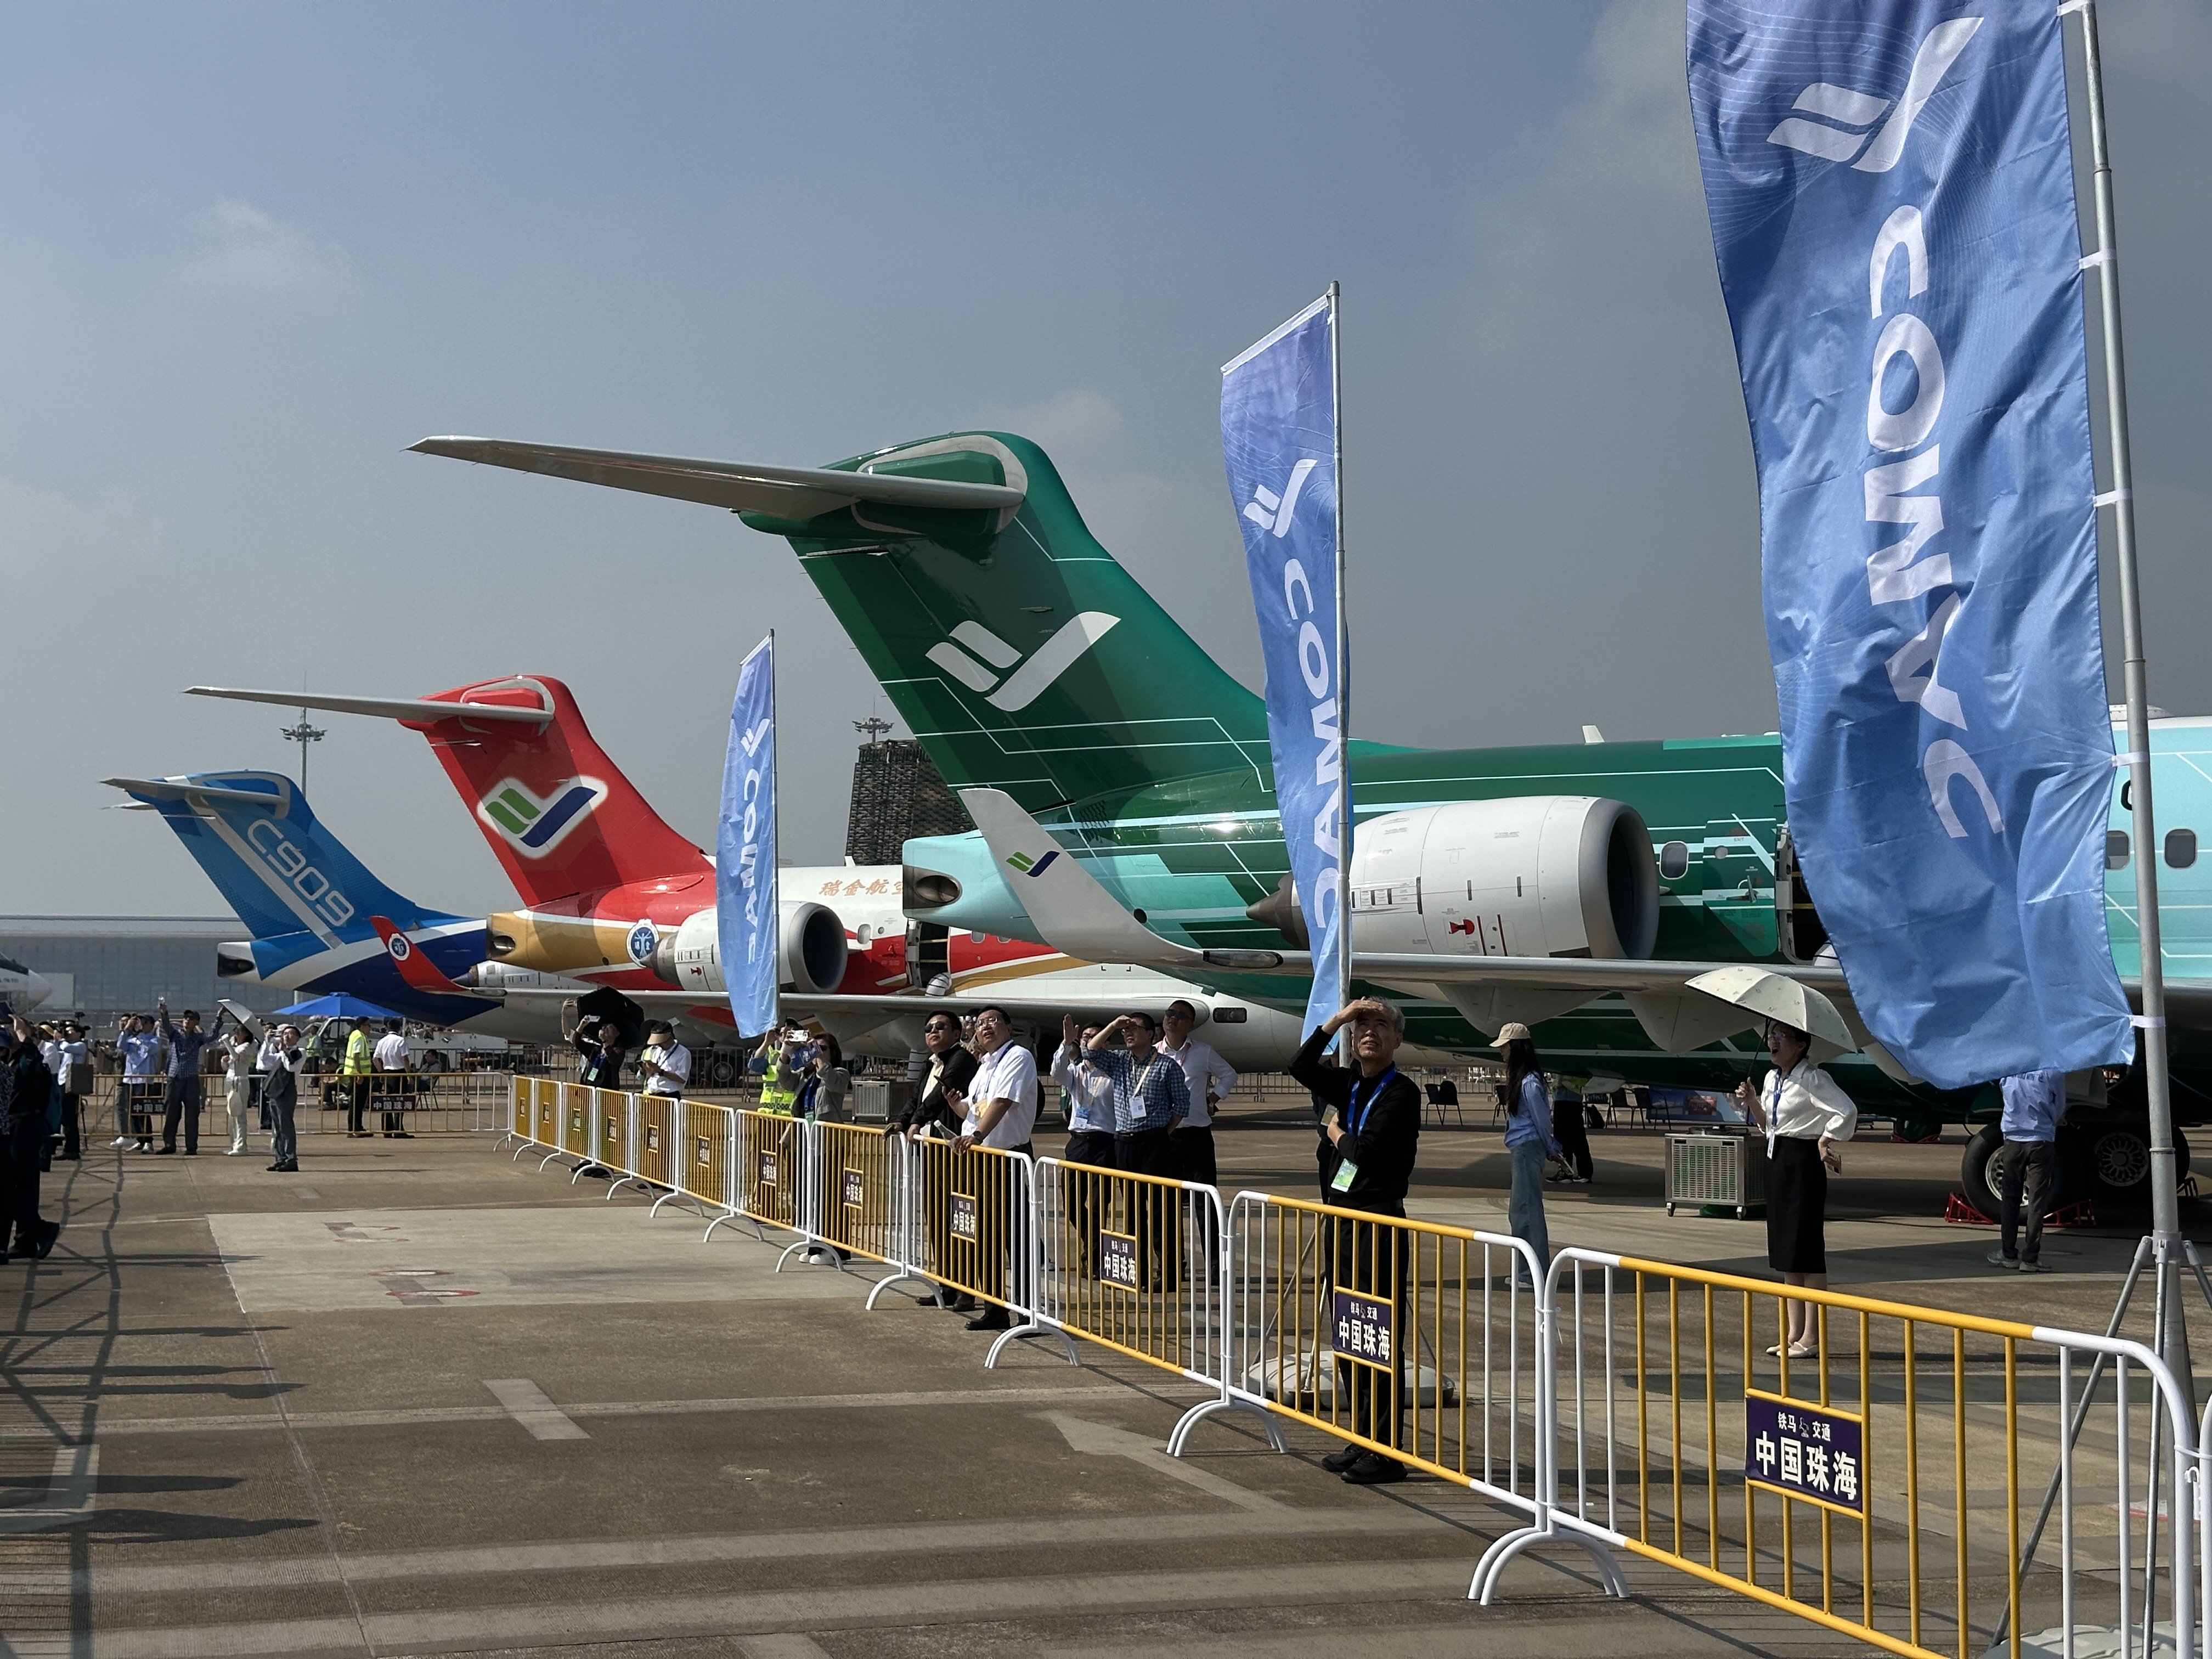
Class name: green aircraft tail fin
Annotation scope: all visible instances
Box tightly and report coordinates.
[750,431,1271,811]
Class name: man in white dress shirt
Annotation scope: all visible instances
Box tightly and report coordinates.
[945,1006,1038,1333]
[371,1019,414,1139]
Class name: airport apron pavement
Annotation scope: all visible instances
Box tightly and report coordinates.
[0,1120,2160,1658]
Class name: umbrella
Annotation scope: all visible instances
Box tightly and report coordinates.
[575,986,645,1049]
[1684,967,1857,1063]
[273,992,402,1022]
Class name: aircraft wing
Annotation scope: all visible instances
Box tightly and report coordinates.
[958,786,1917,1067]
[181,688,552,725]
[408,437,1024,522]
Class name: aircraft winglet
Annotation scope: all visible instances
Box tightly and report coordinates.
[103,775,288,809]
[371,917,494,1002]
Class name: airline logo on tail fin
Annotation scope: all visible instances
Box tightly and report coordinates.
[926,613,1121,712]
[476,777,610,857]
[371,917,490,1001]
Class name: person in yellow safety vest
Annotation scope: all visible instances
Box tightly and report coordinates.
[339,1018,374,1138]
[756,1029,802,1115]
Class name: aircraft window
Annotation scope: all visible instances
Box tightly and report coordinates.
[2107,831,2131,871]
[1658,842,1690,881]
[2166,829,2198,870]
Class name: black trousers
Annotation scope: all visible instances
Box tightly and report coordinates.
[1324,1207,1410,1454]
[1063,1129,1116,1270]
[58,1092,81,1161]
[1171,1125,1217,1187]
[2000,1138,2057,1264]
[1554,1105,1593,1181]
[2,1115,48,1253]
[376,1074,411,1133]
[160,1075,202,1154]
[1115,1128,1179,1288]
[346,1077,370,1133]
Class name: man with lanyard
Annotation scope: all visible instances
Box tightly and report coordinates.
[944,1006,1040,1334]
[154,1000,211,1156]
[340,1018,374,1138]
[1290,997,1423,1486]
[1052,1016,1118,1269]
[1160,998,1238,1187]
[889,1010,978,1313]
[639,1022,691,1099]
[1086,1010,1190,1291]
[372,1019,414,1139]
[113,1014,161,1152]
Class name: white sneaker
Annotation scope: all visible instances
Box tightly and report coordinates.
[225,1148,247,1156]
[109,1136,132,1148]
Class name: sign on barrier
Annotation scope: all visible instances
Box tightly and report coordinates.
[901,1135,1036,1319]
[1479,1249,2198,1659]
[736,1109,804,1233]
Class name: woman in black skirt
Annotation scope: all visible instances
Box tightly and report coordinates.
[1733,1018,1857,1358]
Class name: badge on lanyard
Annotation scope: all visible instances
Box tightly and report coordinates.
[1329,1159,1358,1192]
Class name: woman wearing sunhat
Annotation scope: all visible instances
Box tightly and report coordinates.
[1733,1018,1857,1358]
[1494,1023,1560,1285]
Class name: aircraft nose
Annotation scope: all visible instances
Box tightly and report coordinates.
[24,972,54,1008]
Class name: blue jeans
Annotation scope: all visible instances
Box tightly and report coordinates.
[1509,1141,1551,1284]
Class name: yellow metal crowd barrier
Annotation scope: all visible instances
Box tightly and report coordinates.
[1478,1248,2197,1659]
[495,1076,2203,1657]
[812,1119,903,1267]
[1212,1191,1548,1500]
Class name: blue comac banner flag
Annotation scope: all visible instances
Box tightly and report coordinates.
[717,634,777,1038]
[1687,1,2132,1086]
[1222,294,1345,1036]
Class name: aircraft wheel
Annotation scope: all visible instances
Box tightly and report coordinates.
[1961,1124,2007,1215]
[703,1052,738,1088]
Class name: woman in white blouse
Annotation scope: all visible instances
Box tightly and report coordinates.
[1733,1018,1858,1358]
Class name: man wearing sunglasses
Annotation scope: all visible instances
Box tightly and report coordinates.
[888,1009,978,1312]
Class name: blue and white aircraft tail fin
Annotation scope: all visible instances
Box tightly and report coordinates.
[106,771,437,944]
[105,772,492,1020]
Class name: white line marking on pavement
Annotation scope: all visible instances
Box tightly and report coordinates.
[0,1383,1133,1440]
[61,1505,1440,1595]
[0,1444,99,1535]
[482,1379,590,1440]
[1044,1413,1285,1511]
[84,1558,1478,1657]
[736,1637,834,1659]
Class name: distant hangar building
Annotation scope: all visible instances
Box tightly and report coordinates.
[0,915,292,1028]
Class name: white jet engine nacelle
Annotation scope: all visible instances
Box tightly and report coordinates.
[1348,796,1659,961]
[649,902,849,997]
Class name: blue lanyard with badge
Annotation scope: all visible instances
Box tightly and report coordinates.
[1328,1066,1397,1193]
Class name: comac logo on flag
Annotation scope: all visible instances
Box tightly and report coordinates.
[1765,17,1983,171]
[925,614,1121,712]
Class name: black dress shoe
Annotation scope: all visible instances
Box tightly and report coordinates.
[153,1147,176,1155]
[965,1308,1012,1331]
[1321,1444,1364,1474]
[35,1222,59,1260]
[1341,1452,1407,1486]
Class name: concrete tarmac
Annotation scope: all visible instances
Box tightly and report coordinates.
[0,1110,2200,1657]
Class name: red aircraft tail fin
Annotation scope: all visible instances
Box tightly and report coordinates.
[397,676,711,907]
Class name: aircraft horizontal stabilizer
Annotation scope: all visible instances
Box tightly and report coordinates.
[370,917,494,1003]
[183,687,551,725]
[408,437,1024,521]
[104,776,287,809]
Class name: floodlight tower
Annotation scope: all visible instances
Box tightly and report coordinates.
[279,710,326,789]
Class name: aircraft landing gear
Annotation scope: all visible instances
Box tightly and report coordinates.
[1965,1118,2192,1215]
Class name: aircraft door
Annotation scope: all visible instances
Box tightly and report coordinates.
[1702,820,1778,957]
[1774,825,1829,964]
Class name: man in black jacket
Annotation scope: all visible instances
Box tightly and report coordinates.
[888,1011,978,1311]
[1290,997,1421,1486]
[2,1017,61,1262]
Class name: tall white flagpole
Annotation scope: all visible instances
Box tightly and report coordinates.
[2064,0,2187,1400]
[1329,281,1353,1040]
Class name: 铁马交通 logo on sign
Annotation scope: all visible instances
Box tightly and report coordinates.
[926,614,1121,713]
[476,777,610,858]
[1764,18,1981,172]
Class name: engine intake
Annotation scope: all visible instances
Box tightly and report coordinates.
[648,901,849,996]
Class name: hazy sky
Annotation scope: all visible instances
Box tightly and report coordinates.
[6,2,2207,919]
